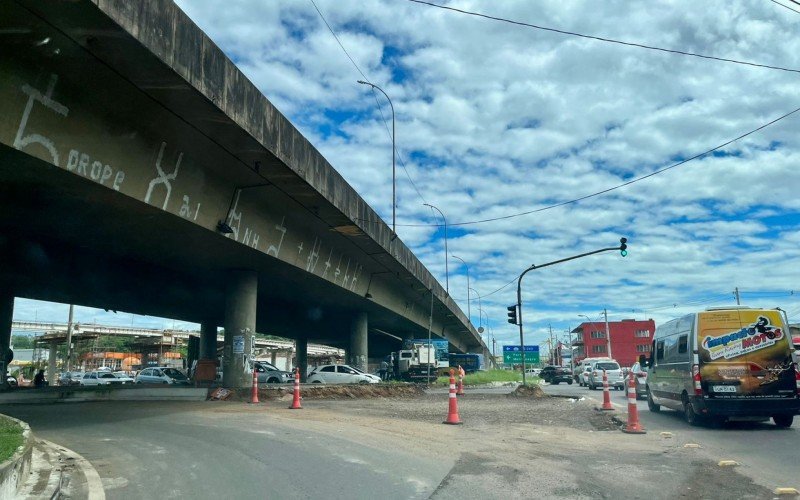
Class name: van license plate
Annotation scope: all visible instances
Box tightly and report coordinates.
[712,385,736,393]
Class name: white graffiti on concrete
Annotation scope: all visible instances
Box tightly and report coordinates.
[266,217,287,257]
[321,249,333,280]
[306,237,321,273]
[144,142,183,211]
[224,189,242,241]
[14,74,68,165]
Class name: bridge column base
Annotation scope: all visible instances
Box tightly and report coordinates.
[348,312,368,372]
[0,295,12,390]
[296,337,308,382]
[222,270,257,388]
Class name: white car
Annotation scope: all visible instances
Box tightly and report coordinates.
[112,372,135,384]
[307,364,381,384]
[80,371,131,386]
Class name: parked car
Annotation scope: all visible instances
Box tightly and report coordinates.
[586,360,624,390]
[57,371,83,386]
[524,367,541,376]
[253,361,295,384]
[112,372,136,384]
[539,366,573,385]
[624,361,648,399]
[80,370,131,386]
[135,367,190,385]
[307,364,381,384]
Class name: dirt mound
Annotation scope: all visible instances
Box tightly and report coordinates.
[213,383,426,402]
[507,384,547,398]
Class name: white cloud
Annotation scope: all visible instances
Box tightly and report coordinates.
[21,0,794,349]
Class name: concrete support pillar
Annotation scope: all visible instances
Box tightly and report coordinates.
[0,295,13,390]
[47,343,57,386]
[222,270,257,388]
[296,337,308,383]
[348,312,368,372]
[199,322,218,361]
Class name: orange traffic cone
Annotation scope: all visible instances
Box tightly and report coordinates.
[596,369,614,411]
[250,368,260,404]
[456,365,465,396]
[622,371,646,434]
[289,367,302,410]
[443,369,463,425]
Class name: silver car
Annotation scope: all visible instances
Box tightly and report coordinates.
[135,367,190,385]
[586,360,625,390]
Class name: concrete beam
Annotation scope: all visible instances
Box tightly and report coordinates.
[348,312,368,372]
[222,270,257,388]
[0,294,12,389]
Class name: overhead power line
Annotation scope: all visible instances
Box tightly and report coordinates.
[355,103,800,228]
[405,0,800,74]
[308,0,428,205]
[769,0,800,15]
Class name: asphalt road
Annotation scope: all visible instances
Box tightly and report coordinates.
[3,402,451,500]
[542,381,800,493]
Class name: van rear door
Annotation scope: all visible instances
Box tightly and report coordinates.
[698,309,795,400]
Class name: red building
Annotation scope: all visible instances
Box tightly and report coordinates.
[571,318,655,367]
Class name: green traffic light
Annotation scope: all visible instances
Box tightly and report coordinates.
[620,249,628,257]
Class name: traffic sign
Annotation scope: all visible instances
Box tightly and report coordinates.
[502,345,540,364]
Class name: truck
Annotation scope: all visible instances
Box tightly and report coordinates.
[448,353,485,374]
[392,343,439,381]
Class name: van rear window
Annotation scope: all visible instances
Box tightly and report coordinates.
[595,362,619,370]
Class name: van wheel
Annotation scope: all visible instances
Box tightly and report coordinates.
[646,388,660,412]
[567,380,573,385]
[773,415,794,428]
[683,400,702,426]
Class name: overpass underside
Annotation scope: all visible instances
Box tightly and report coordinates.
[0,1,482,388]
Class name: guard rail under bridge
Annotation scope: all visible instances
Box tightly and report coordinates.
[0,0,484,387]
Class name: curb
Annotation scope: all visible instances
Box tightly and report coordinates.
[39,439,106,500]
[0,414,32,498]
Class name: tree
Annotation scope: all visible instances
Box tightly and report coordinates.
[11,335,33,349]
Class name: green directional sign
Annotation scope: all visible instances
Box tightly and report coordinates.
[503,345,540,364]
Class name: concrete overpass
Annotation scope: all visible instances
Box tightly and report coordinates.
[0,0,484,387]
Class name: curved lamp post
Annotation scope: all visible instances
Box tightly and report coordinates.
[451,254,470,324]
[423,203,448,294]
[357,80,395,238]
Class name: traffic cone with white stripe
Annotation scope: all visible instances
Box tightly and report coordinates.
[597,369,614,411]
[456,365,465,396]
[622,371,646,434]
[443,369,462,425]
[289,367,302,409]
[249,368,260,404]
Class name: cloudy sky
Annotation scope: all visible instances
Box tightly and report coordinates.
[15,0,800,351]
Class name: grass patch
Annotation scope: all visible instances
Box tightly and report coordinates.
[433,369,536,385]
[0,416,24,463]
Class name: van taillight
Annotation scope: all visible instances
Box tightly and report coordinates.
[692,364,702,396]
[795,364,800,396]
[592,371,597,377]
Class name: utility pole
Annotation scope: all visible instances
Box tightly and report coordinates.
[603,308,612,359]
[549,324,554,365]
[65,304,75,372]
[734,287,741,305]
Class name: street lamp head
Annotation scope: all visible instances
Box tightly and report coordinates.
[357,80,370,85]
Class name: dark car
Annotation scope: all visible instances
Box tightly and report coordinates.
[539,366,573,385]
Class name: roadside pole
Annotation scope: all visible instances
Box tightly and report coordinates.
[515,238,628,386]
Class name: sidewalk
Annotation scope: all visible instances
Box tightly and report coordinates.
[16,438,104,499]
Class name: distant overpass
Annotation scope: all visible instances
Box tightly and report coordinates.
[0,0,483,387]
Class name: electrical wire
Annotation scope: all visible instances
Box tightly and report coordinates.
[308,0,428,205]
[354,103,800,228]
[769,0,800,15]
[404,0,800,75]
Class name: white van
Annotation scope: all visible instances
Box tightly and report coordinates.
[646,307,800,427]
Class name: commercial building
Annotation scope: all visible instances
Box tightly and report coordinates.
[571,318,655,367]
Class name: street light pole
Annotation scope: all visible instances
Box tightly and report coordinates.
[358,80,396,238]
[469,287,482,328]
[451,255,470,324]
[423,203,448,294]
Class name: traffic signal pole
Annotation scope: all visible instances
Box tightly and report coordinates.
[516,238,627,386]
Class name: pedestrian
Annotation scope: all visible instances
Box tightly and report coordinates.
[379,359,388,381]
[389,354,395,380]
[33,369,46,388]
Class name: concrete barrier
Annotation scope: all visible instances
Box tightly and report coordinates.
[0,386,208,405]
[0,415,32,498]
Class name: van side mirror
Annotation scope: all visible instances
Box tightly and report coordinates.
[638,354,647,367]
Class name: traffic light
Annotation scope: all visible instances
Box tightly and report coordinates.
[507,304,518,325]
[619,237,628,257]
